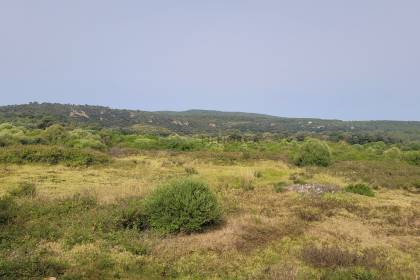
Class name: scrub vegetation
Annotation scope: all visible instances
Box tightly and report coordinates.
[0,104,419,279]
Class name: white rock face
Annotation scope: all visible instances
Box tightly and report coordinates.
[69,110,89,118]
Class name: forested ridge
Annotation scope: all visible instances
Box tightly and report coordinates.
[1,102,420,143]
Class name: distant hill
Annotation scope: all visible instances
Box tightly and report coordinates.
[1,102,420,142]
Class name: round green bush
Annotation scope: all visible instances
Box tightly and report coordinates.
[294,139,332,167]
[144,179,221,234]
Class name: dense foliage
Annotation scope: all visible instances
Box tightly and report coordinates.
[404,151,420,166]
[0,145,110,166]
[2,103,420,144]
[2,120,420,169]
[294,139,332,167]
[144,179,221,234]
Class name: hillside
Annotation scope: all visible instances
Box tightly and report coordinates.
[1,103,420,142]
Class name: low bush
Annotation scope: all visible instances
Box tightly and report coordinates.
[0,145,110,166]
[161,136,204,151]
[297,193,358,219]
[294,139,332,167]
[68,129,107,150]
[0,196,17,225]
[9,182,37,198]
[105,231,148,256]
[296,206,323,221]
[344,184,375,197]
[0,253,67,280]
[0,193,150,279]
[42,124,69,144]
[289,172,310,184]
[273,181,287,193]
[383,147,401,160]
[115,199,148,230]
[404,151,420,166]
[302,243,388,271]
[184,166,198,175]
[144,179,221,234]
[253,170,263,178]
[302,243,360,268]
[322,268,378,280]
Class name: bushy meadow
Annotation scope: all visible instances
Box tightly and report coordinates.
[0,124,419,279]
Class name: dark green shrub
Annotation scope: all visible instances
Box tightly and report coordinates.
[144,179,221,234]
[10,182,37,198]
[294,139,332,167]
[159,137,203,151]
[253,170,263,178]
[344,184,375,197]
[0,196,16,225]
[273,182,287,193]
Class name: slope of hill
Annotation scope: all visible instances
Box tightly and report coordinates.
[1,102,420,142]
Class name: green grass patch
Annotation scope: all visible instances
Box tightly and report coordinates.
[344,184,375,197]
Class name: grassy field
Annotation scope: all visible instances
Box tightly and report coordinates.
[1,151,419,279]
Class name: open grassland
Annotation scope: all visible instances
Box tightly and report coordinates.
[1,151,419,279]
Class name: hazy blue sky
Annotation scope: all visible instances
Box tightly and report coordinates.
[1,1,419,120]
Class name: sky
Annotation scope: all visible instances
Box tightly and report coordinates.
[0,1,419,121]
